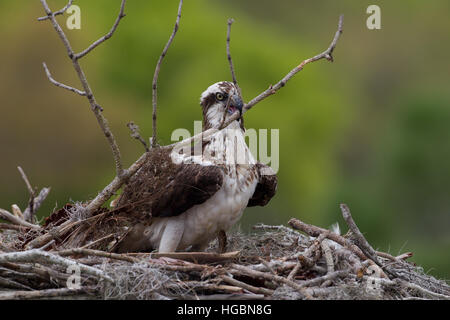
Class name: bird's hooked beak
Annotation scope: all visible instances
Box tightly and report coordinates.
[227,93,243,115]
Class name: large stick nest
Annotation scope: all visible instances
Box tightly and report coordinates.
[0,205,449,300]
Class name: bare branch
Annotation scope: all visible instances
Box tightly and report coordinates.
[23,187,51,222]
[226,18,241,93]
[39,0,124,176]
[243,14,344,113]
[0,208,41,230]
[340,203,383,267]
[17,166,37,222]
[288,217,367,261]
[37,0,73,21]
[0,250,113,282]
[17,166,35,198]
[75,0,127,59]
[152,0,183,148]
[84,152,148,214]
[42,62,86,96]
[0,287,94,300]
[127,121,149,152]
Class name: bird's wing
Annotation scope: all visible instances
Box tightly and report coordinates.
[247,163,278,207]
[116,147,224,218]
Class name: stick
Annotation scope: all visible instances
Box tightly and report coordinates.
[127,121,149,152]
[226,18,242,98]
[0,287,95,300]
[39,0,125,177]
[339,204,383,267]
[22,187,51,223]
[43,62,86,96]
[75,0,127,59]
[0,209,40,229]
[37,0,73,21]
[152,0,183,147]
[145,250,240,264]
[242,15,344,114]
[321,239,335,273]
[11,204,24,219]
[57,248,138,263]
[230,263,312,299]
[17,166,36,222]
[288,218,367,261]
[0,249,114,282]
[221,275,274,296]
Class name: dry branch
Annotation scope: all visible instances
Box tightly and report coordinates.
[226,18,241,99]
[0,249,113,282]
[75,0,126,59]
[0,287,94,300]
[340,203,383,267]
[39,0,124,177]
[288,217,367,261]
[0,209,40,230]
[242,14,343,116]
[146,251,240,264]
[37,0,73,21]
[152,0,183,147]
[43,62,86,96]
[22,187,51,223]
[127,121,149,152]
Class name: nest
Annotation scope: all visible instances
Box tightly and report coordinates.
[0,204,449,300]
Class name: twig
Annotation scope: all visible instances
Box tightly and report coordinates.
[288,218,366,261]
[226,18,242,98]
[0,209,40,229]
[321,239,335,273]
[221,275,274,296]
[80,234,115,250]
[398,279,450,300]
[43,62,86,96]
[0,276,34,291]
[0,223,27,231]
[241,14,344,114]
[339,204,383,267]
[22,187,51,223]
[37,0,73,21]
[75,0,127,59]
[396,252,413,260]
[57,248,138,263]
[0,287,96,300]
[17,166,36,222]
[17,166,35,198]
[299,270,346,288]
[39,0,125,177]
[0,249,113,282]
[152,0,183,148]
[11,204,24,219]
[287,261,301,281]
[258,257,277,275]
[146,251,240,264]
[229,263,312,299]
[127,121,149,152]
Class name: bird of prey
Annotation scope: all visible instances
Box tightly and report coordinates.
[114,81,277,253]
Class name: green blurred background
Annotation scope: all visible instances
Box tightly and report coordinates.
[0,1,448,279]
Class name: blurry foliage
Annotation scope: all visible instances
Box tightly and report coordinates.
[0,1,448,278]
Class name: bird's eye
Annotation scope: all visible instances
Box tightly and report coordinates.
[216,92,224,101]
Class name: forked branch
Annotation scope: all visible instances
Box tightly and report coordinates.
[39,0,125,177]
[243,14,344,112]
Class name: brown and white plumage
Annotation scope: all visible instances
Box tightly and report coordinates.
[114,81,277,253]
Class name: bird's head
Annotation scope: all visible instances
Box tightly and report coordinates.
[200,81,243,130]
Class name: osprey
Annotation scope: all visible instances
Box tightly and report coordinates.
[114,81,277,253]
